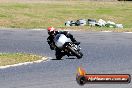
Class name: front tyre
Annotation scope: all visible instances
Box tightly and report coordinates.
[77,52,83,59]
[67,46,83,59]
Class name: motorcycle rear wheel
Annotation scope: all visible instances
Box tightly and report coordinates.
[56,54,63,60]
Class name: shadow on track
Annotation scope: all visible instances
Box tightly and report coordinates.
[65,57,76,59]
[51,58,63,60]
[51,57,76,60]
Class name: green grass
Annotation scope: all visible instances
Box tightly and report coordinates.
[0,53,44,66]
[0,1,132,31]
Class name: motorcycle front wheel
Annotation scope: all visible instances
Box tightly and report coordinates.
[67,46,83,59]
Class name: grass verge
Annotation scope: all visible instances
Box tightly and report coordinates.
[0,53,44,66]
[0,1,132,31]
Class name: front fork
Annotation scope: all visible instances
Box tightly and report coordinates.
[65,43,80,55]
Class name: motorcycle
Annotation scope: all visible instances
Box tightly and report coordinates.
[54,34,83,59]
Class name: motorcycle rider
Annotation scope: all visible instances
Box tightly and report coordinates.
[47,27,80,60]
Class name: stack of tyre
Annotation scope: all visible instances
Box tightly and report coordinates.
[65,19,87,26]
[65,19,123,28]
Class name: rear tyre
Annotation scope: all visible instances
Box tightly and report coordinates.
[55,48,64,60]
[56,54,63,60]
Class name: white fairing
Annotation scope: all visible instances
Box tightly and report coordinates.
[54,34,71,48]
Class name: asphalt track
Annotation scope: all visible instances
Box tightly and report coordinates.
[0,29,132,88]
